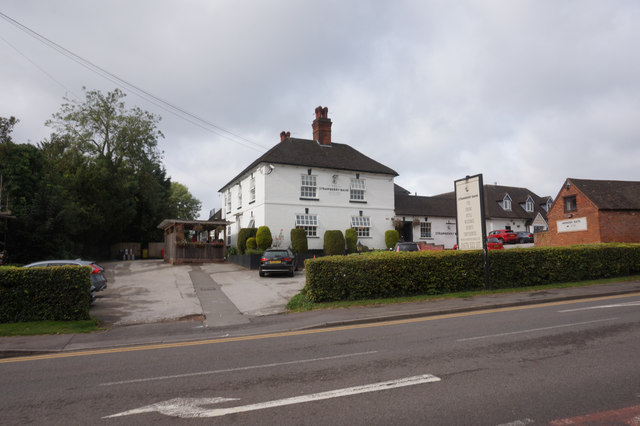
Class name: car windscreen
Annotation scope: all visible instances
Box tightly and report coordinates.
[264,251,289,259]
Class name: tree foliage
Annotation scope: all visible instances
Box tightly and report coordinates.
[0,89,200,263]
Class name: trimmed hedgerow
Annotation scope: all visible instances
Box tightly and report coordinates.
[324,230,345,256]
[385,230,399,249]
[256,226,273,250]
[0,266,92,323]
[237,228,257,254]
[291,228,308,254]
[246,237,257,250]
[345,229,358,254]
[304,244,640,302]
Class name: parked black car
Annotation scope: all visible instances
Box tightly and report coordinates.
[259,249,296,277]
[22,259,108,293]
[516,232,534,243]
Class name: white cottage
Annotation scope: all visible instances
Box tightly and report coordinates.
[219,107,398,251]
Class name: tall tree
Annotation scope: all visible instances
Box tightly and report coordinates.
[46,88,170,254]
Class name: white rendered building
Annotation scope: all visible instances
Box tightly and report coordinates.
[219,107,398,251]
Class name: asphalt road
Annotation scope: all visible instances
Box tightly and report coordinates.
[1,293,639,425]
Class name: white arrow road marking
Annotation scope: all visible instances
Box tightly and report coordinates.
[559,300,640,312]
[104,374,441,419]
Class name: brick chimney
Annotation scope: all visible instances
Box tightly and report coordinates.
[279,131,291,142]
[312,106,332,145]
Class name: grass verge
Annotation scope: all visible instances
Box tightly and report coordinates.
[0,319,102,337]
[286,274,640,312]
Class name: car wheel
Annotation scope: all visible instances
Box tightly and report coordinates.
[259,270,265,277]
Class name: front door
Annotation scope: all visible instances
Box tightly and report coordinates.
[402,221,413,242]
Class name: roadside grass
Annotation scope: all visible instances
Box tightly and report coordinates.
[0,319,103,337]
[286,274,640,312]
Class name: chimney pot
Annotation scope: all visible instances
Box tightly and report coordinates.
[280,131,287,142]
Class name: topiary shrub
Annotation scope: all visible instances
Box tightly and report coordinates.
[256,226,273,250]
[237,227,257,254]
[291,228,308,254]
[345,228,358,254]
[385,230,400,249]
[324,230,345,255]
[246,237,257,250]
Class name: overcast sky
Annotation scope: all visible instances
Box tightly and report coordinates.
[2,1,639,218]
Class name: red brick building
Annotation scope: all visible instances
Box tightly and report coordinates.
[536,178,640,247]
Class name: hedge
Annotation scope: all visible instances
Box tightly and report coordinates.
[246,237,257,250]
[256,226,273,250]
[0,266,92,322]
[385,230,399,249]
[345,229,357,254]
[237,228,257,254]
[304,244,640,302]
[291,228,308,254]
[324,230,345,256]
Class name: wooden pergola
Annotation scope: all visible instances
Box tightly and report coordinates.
[158,219,230,264]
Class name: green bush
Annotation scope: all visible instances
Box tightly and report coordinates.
[237,228,257,254]
[345,228,358,254]
[0,266,92,323]
[245,248,264,255]
[256,226,273,250]
[291,228,308,254]
[246,237,257,250]
[385,230,399,249]
[324,230,345,255]
[303,244,640,302]
[226,246,239,256]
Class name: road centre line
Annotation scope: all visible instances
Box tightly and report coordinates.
[457,318,618,341]
[100,351,378,386]
[104,374,442,419]
[2,292,639,364]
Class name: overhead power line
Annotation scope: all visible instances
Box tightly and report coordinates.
[0,12,267,152]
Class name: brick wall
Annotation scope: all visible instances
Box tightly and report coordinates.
[599,211,640,243]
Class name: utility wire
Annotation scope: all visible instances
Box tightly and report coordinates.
[0,12,267,152]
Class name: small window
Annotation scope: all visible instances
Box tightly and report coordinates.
[226,191,231,213]
[564,196,577,212]
[295,214,318,237]
[237,184,242,208]
[249,176,256,202]
[350,178,366,201]
[351,216,371,237]
[525,196,534,213]
[502,194,512,211]
[301,175,317,198]
[420,222,432,238]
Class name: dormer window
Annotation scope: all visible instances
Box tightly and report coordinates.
[545,198,553,212]
[502,194,512,211]
[525,196,534,213]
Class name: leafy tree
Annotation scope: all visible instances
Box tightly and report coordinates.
[168,182,202,220]
[45,88,170,252]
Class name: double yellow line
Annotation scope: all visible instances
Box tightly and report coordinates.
[2,292,638,364]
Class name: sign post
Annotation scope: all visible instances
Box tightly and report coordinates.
[454,174,490,290]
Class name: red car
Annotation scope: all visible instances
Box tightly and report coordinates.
[488,229,518,244]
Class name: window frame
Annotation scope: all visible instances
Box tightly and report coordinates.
[350,178,366,202]
[351,216,371,237]
[249,176,256,203]
[564,196,577,212]
[420,222,432,238]
[295,213,318,237]
[300,175,318,199]
[525,196,534,213]
[502,194,512,211]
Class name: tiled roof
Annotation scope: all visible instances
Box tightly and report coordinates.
[569,178,640,210]
[220,138,398,191]
[430,184,549,221]
[395,193,455,217]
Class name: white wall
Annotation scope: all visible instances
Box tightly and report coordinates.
[222,163,396,250]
